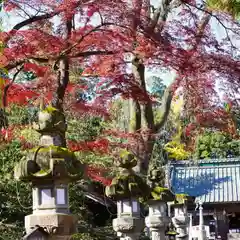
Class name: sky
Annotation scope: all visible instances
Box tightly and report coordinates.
[0,0,239,91]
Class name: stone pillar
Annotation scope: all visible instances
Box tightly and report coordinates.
[105,150,149,240]
[172,194,194,240]
[172,205,189,240]
[188,213,193,240]
[112,199,144,240]
[198,201,207,240]
[145,166,175,240]
[145,200,170,240]
[14,105,84,239]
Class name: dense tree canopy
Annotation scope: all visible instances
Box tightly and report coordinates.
[0,0,239,174]
[0,0,240,239]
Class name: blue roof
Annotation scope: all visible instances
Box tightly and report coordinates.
[169,158,240,203]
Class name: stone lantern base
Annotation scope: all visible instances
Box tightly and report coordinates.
[113,217,144,240]
[172,215,189,239]
[25,213,77,239]
[145,215,170,240]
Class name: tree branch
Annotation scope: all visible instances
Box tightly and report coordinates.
[5,1,84,43]
[53,22,115,69]
[185,2,238,51]
[52,19,72,112]
[11,11,60,32]
[70,50,115,58]
[148,0,181,32]
[154,86,173,132]
[3,65,24,108]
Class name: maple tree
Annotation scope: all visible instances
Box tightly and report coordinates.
[0,0,239,178]
[0,1,239,239]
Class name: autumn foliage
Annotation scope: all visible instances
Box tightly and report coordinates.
[0,0,239,179]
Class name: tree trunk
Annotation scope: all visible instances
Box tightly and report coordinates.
[131,54,157,174]
[52,19,72,111]
[129,1,210,176]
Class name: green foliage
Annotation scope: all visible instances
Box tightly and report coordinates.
[0,140,31,240]
[207,0,240,19]
[19,71,37,82]
[69,183,95,226]
[19,128,40,145]
[67,116,104,141]
[71,226,151,240]
[151,76,166,99]
[7,104,33,125]
[66,114,114,171]
[194,131,240,159]
[164,141,190,160]
[150,139,167,166]
[0,225,25,240]
[71,226,117,240]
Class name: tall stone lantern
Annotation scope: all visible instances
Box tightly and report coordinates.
[105,150,150,240]
[145,166,175,240]
[14,105,84,239]
[172,194,194,240]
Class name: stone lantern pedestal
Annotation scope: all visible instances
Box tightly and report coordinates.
[14,105,84,240]
[172,194,194,240]
[105,149,149,240]
[145,166,175,240]
[197,201,207,240]
[112,198,144,240]
[145,200,170,240]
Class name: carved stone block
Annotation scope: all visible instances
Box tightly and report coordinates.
[40,135,63,147]
[25,213,77,236]
[112,217,144,234]
[145,215,170,229]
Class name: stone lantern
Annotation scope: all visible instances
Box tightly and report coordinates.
[105,149,150,240]
[172,194,194,240]
[197,200,207,240]
[145,166,175,240]
[14,105,84,239]
[166,222,178,240]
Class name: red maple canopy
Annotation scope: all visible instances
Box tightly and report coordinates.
[1,0,240,179]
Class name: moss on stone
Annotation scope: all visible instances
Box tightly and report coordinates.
[42,106,58,113]
[105,150,150,201]
[166,231,178,236]
[32,168,52,177]
[116,149,137,169]
[147,166,175,201]
[29,145,74,157]
[151,187,175,201]
[174,194,195,205]
[14,144,84,182]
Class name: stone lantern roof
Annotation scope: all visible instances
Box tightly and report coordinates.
[14,105,84,183]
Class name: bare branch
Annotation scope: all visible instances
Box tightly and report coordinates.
[148,0,181,32]
[71,50,115,58]
[185,2,240,36]
[5,61,25,71]
[12,11,60,31]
